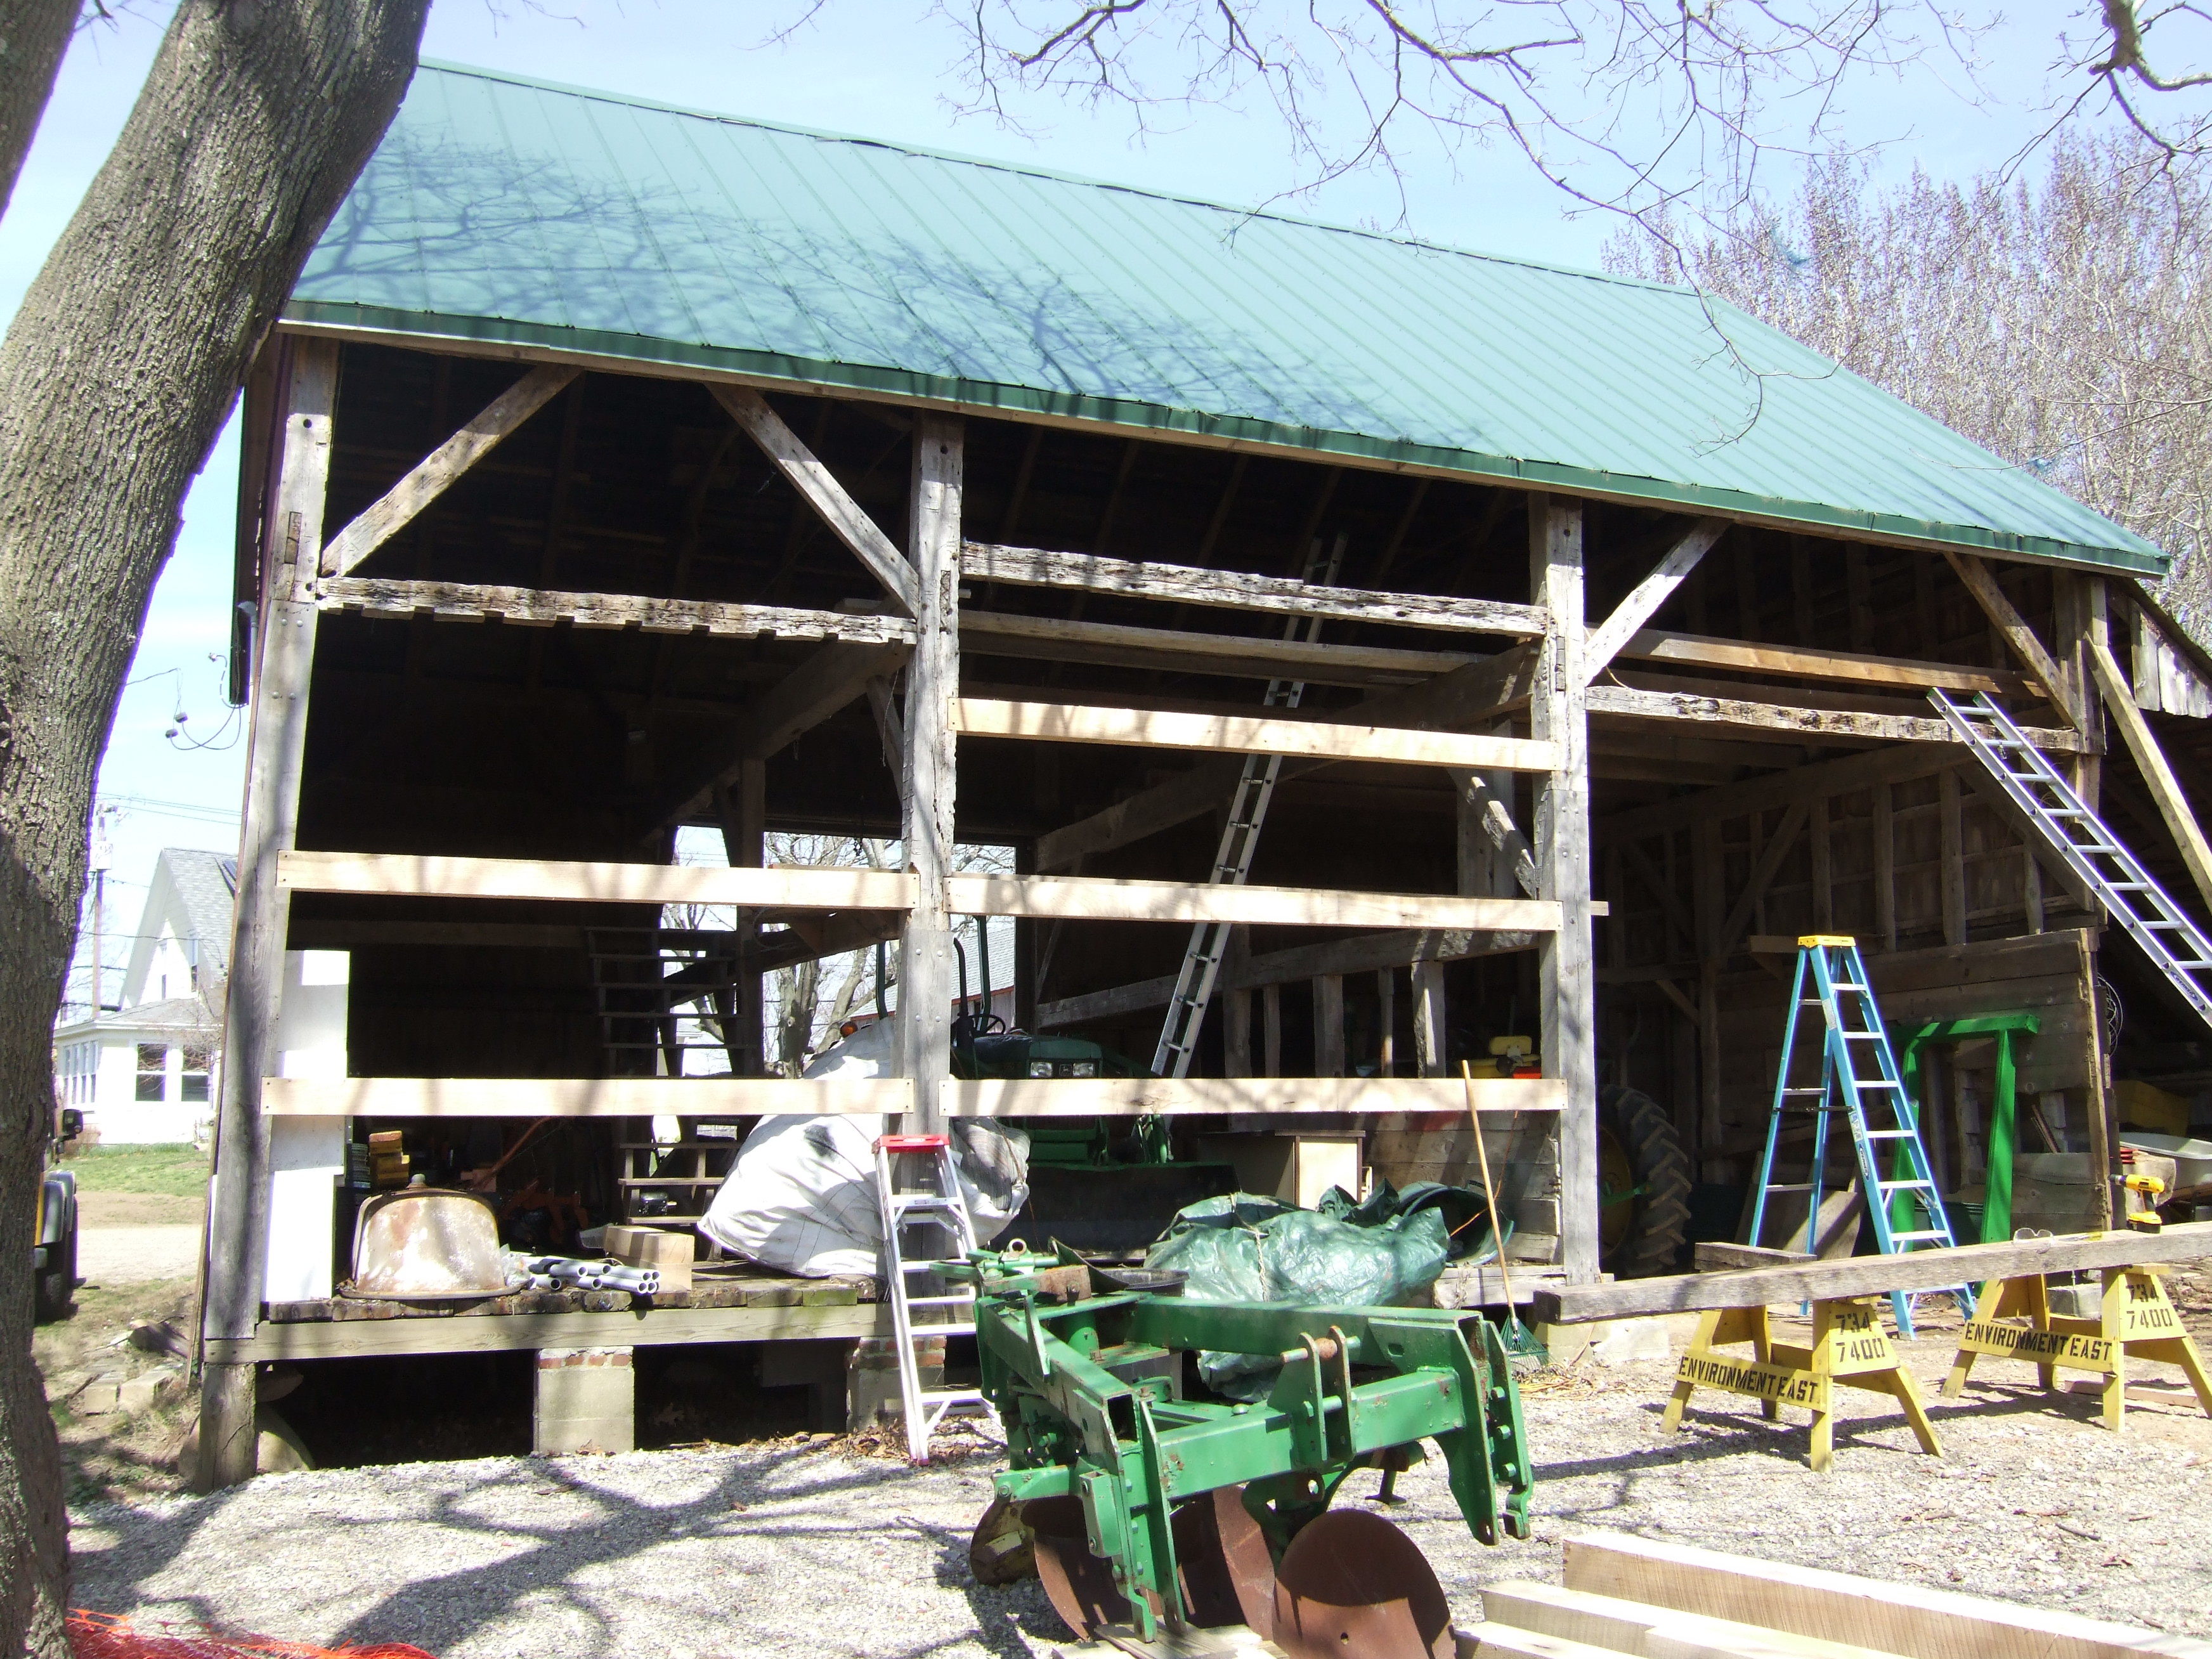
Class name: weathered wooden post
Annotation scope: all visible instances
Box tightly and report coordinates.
[1530,493,1598,1283]
[899,415,963,1131]
[198,339,338,1487]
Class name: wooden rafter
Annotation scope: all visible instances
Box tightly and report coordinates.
[710,384,922,615]
[2088,632,2212,913]
[321,365,579,578]
[1940,549,2072,720]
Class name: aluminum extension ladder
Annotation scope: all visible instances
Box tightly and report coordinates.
[1750,936,1972,1338]
[1931,687,2212,1031]
[1152,534,1346,1077]
[873,1134,992,1463]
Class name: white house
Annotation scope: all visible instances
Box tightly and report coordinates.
[53,847,235,1144]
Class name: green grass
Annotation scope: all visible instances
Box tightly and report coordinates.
[62,1143,210,1197]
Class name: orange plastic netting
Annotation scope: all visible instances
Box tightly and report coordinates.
[68,1613,435,1659]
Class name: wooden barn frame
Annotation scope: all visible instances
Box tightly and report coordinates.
[189,64,2212,1484]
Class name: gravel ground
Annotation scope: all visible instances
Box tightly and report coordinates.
[76,1225,202,1285]
[69,1319,2212,1658]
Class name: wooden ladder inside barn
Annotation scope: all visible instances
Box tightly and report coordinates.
[1931,687,2212,1032]
[1750,937,1971,1339]
[1152,534,1345,1078]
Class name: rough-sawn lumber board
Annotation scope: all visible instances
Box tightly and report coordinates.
[1530,1222,2212,1323]
[1562,1530,2212,1659]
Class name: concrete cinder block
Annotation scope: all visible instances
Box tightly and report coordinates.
[535,1346,635,1454]
[847,1336,943,1431]
[1589,1318,1675,1366]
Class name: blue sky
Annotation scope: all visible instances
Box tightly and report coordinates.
[9,1,2124,1006]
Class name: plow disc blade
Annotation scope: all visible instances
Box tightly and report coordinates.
[1270,1509,1453,1659]
[1025,1497,1130,1638]
[1025,1485,1277,1641]
[1173,1487,1277,1636]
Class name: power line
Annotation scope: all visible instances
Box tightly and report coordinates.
[97,792,240,827]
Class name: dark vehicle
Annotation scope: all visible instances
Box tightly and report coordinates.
[34,1107,81,1322]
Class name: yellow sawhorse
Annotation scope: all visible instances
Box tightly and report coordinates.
[1662,1295,1941,1472]
[1943,1264,2212,1431]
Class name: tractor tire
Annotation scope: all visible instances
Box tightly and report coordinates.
[33,1227,74,1324]
[1599,1086,1692,1278]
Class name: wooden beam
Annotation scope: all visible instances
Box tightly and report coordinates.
[1589,682,2083,750]
[961,541,1549,637]
[277,850,916,909]
[1036,922,1540,1028]
[953,696,1561,772]
[215,1302,888,1364]
[1614,630,2031,695]
[1581,517,1727,678]
[321,365,578,578]
[710,384,922,615]
[1532,1220,2212,1323]
[2088,632,2212,914]
[203,339,340,1490]
[1941,548,2071,719]
[901,413,962,1130]
[1715,799,1811,958]
[947,1076,1563,1116]
[1031,642,1545,871]
[960,608,1470,687]
[318,578,917,646]
[949,872,1560,931]
[264,1076,913,1116]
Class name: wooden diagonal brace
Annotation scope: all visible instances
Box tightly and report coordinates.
[1448,766,1539,897]
[1941,549,2071,722]
[1582,517,1728,680]
[321,365,578,578]
[1717,798,1812,957]
[711,385,921,616]
[2088,633,2212,913]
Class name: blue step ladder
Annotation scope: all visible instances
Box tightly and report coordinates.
[1749,935,1974,1337]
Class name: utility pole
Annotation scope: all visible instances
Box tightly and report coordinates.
[89,807,113,1013]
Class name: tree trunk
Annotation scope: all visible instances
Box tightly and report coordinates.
[0,0,78,222]
[0,3,427,1651]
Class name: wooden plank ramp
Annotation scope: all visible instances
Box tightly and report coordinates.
[1455,1531,2212,1659]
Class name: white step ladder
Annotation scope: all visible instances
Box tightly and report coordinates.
[1152,534,1346,1077]
[874,1133,992,1463]
[1930,689,2212,1031]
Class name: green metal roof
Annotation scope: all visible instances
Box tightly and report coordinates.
[287,61,2165,576]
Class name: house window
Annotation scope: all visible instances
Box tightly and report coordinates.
[55,1042,96,1107]
[181,1046,211,1103]
[136,1043,168,1102]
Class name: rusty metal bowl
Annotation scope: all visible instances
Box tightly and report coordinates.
[340,1188,507,1301]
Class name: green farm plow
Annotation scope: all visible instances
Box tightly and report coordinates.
[955,1246,1534,1658]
